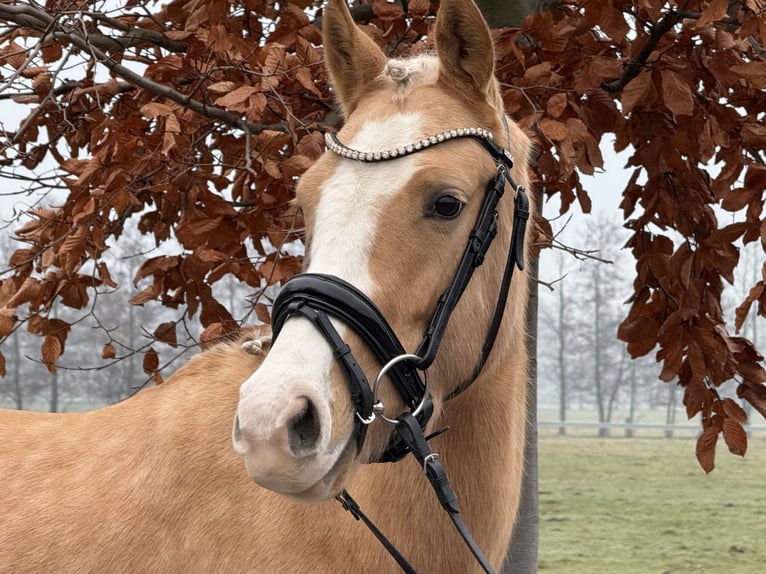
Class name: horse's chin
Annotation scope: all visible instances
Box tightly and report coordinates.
[249,436,359,503]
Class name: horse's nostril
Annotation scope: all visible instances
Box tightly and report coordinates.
[287,397,320,455]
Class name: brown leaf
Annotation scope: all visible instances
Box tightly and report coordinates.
[372,0,404,20]
[41,41,62,64]
[660,70,694,117]
[261,44,286,78]
[538,118,568,142]
[97,263,118,289]
[408,0,429,16]
[58,281,89,309]
[72,198,96,224]
[9,248,34,270]
[684,376,715,419]
[207,81,239,95]
[200,296,233,327]
[282,154,314,178]
[154,322,178,348]
[735,282,764,332]
[143,347,159,374]
[215,86,259,110]
[576,186,592,213]
[129,284,161,306]
[695,421,719,473]
[695,0,729,28]
[738,381,766,420]
[722,187,758,212]
[721,397,748,423]
[589,0,629,42]
[658,341,684,382]
[197,248,228,264]
[295,67,322,97]
[0,41,27,70]
[741,123,766,147]
[620,70,652,115]
[522,62,552,86]
[255,302,271,325]
[0,308,16,337]
[546,93,568,118]
[0,351,5,377]
[134,256,182,284]
[161,113,181,155]
[41,335,63,374]
[276,256,303,280]
[722,417,747,456]
[730,62,766,90]
[245,93,268,122]
[102,343,116,360]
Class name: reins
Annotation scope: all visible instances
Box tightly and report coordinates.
[271,121,528,574]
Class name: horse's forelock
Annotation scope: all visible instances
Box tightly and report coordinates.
[382,54,440,96]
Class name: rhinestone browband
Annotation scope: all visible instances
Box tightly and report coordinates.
[324,127,494,163]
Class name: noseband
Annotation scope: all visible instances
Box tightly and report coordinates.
[271,122,528,574]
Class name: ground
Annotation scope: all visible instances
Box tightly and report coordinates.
[539,433,766,574]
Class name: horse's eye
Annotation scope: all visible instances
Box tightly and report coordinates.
[430,195,464,219]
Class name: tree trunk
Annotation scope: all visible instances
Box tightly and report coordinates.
[626,363,637,438]
[605,355,625,426]
[665,383,677,439]
[49,371,58,413]
[475,0,534,27]
[592,266,607,438]
[557,266,567,436]
[472,3,548,572]
[502,189,542,574]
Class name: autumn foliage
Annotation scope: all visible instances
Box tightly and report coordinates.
[0,0,765,470]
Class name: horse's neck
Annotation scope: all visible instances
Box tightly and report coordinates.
[353,352,527,570]
[439,355,527,524]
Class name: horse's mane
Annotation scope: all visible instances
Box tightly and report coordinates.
[163,328,271,387]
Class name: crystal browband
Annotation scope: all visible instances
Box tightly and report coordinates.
[324,127,495,163]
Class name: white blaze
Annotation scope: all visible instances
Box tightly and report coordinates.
[308,113,422,288]
[238,113,424,452]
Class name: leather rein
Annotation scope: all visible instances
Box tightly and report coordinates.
[271,122,529,574]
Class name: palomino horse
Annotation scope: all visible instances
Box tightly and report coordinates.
[0,0,532,571]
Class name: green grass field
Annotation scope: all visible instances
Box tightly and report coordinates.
[539,435,766,573]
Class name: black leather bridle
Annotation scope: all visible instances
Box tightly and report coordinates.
[271,122,529,574]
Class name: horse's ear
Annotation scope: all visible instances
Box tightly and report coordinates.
[435,0,495,96]
[322,0,387,116]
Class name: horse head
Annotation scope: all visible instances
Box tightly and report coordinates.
[233,0,531,502]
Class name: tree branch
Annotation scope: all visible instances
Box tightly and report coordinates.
[0,3,287,136]
[602,9,682,94]
[0,4,187,52]
[83,12,188,52]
